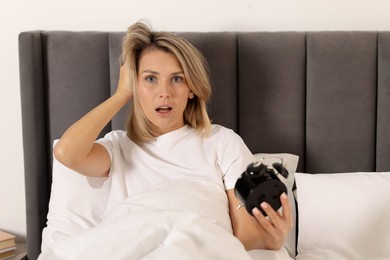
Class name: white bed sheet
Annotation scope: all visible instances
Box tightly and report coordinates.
[39,178,292,260]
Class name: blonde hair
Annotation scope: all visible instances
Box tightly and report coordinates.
[121,21,212,143]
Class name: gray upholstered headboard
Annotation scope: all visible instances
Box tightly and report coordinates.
[19,30,390,259]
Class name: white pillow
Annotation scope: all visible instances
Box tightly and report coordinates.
[41,140,110,252]
[295,172,390,260]
[253,153,299,258]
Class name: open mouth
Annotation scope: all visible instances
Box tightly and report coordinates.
[155,106,173,113]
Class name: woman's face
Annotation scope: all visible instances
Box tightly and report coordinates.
[137,48,194,135]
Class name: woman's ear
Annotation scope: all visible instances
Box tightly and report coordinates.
[189,91,195,99]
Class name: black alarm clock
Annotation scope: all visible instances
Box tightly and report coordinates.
[234,161,289,216]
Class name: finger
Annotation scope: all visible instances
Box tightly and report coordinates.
[252,203,281,236]
[252,206,273,231]
[258,200,292,241]
[280,192,293,229]
[260,201,282,227]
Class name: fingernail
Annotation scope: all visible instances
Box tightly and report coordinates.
[261,202,268,209]
[281,192,287,199]
[252,207,261,215]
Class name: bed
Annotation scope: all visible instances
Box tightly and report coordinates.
[18,30,390,259]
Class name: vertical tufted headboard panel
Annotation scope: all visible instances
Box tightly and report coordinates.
[238,32,306,169]
[378,32,390,170]
[19,30,390,259]
[306,32,377,172]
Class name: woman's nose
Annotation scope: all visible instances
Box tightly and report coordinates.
[159,81,171,98]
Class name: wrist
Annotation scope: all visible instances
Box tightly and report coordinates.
[113,89,132,103]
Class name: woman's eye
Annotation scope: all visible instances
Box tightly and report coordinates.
[172,76,183,83]
[145,76,157,83]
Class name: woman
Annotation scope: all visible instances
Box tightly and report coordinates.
[54,21,292,252]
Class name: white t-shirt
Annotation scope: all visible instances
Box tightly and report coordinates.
[97,124,254,212]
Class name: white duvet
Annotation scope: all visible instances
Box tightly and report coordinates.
[39,179,292,260]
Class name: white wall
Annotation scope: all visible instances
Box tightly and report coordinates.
[1,0,390,242]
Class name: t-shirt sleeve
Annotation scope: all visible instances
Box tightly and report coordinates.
[95,131,116,162]
[218,129,254,190]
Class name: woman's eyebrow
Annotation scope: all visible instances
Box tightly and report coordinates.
[141,70,184,76]
[141,69,159,75]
